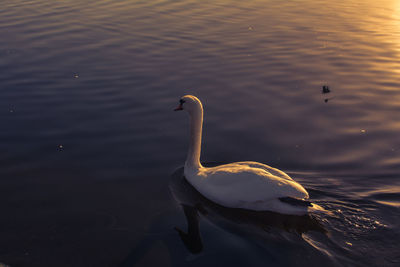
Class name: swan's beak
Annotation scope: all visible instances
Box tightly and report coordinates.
[174,104,183,111]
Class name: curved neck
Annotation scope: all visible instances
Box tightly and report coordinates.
[185,108,203,170]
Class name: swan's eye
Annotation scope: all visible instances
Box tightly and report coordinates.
[179,99,185,105]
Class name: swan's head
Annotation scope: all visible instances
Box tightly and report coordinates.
[174,95,203,115]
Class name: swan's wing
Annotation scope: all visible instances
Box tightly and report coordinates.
[233,161,293,181]
[196,165,309,207]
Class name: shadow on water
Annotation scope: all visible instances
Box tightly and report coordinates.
[170,167,327,255]
[119,166,332,267]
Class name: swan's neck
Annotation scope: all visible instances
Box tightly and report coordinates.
[185,108,203,171]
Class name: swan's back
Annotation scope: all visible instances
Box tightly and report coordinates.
[233,161,293,181]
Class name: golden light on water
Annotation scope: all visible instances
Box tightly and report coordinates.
[394,0,400,52]
[395,0,400,24]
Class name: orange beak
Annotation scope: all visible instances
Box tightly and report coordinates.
[174,104,183,111]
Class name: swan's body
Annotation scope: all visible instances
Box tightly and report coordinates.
[175,95,310,215]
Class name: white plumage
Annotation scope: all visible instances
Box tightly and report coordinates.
[175,95,310,215]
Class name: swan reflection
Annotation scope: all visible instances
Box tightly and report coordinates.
[170,167,326,254]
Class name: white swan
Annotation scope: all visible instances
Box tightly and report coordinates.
[174,95,311,215]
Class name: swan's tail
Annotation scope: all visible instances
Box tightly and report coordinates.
[279,197,312,207]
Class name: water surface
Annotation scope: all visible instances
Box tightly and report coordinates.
[0,0,399,266]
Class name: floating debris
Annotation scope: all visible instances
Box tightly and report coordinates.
[322,85,330,94]
[345,242,353,246]
[361,129,366,133]
[58,144,64,150]
[322,85,334,103]
[248,26,253,30]
[74,74,79,78]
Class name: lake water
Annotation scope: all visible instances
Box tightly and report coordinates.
[1,0,399,266]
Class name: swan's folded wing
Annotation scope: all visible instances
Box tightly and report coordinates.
[197,166,309,209]
[234,161,293,181]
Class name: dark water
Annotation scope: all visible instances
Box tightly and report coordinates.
[1,0,399,266]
